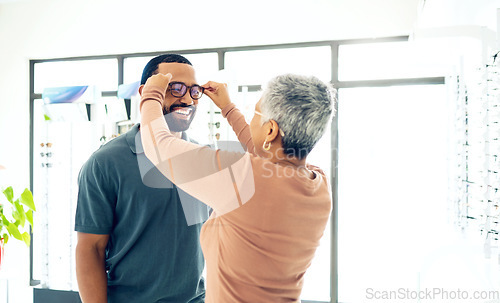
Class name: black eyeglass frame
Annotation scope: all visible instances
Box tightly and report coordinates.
[168,81,205,100]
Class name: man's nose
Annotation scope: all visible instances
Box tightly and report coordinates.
[179,93,194,105]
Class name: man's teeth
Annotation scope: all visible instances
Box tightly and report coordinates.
[172,107,191,116]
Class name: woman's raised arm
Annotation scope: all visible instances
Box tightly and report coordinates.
[140,74,255,217]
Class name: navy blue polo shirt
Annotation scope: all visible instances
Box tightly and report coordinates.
[75,124,209,303]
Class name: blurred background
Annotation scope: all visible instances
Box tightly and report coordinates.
[1,0,500,302]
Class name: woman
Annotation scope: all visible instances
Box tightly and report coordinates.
[140,72,335,303]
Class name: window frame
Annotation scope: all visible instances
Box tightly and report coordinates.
[28,36,445,303]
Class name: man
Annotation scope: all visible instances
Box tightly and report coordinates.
[75,54,209,303]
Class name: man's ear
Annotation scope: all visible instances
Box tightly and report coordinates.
[138,85,144,96]
[266,120,280,143]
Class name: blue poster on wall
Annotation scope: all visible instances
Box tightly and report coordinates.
[42,86,89,104]
[117,81,140,99]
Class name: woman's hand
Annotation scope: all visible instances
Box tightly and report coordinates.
[202,81,232,110]
[144,73,173,92]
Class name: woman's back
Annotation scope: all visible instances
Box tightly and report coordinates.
[201,156,331,303]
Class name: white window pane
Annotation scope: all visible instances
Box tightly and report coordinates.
[123,53,219,84]
[34,59,118,93]
[337,85,500,302]
[225,46,331,86]
[123,56,152,84]
[183,53,220,85]
[338,85,446,301]
[33,98,105,289]
[339,41,454,81]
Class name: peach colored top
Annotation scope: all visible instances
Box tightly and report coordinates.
[140,86,332,303]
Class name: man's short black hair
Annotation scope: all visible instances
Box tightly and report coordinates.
[140,54,192,85]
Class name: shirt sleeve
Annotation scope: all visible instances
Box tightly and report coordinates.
[140,86,256,217]
[221,103,255,155]
[74,156,116,234]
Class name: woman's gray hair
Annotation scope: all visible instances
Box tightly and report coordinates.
[260,74,336,159]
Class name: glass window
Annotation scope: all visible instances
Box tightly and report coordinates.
[123,53,219,84]
[33,98,102,290]
[33,59,122,290]
[225,46,331,86]
[337,85,499,302]
[34,59,118,93]
[338,85,447,301]
[123,56,152,84]
[338,40,455,81]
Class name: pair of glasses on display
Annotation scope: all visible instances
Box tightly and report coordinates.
[168,82,204,100]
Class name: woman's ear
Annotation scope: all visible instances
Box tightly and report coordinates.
[266,120,280,143]
[138,85,144,96]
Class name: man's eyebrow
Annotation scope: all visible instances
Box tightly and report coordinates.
[173,81,202,86]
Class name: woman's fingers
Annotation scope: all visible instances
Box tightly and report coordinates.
[202,81,227,93]
[201,81,231,110]
[145,73,172,89]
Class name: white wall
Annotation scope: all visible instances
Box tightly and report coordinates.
[417,0,500,30]
[0,0,420,302]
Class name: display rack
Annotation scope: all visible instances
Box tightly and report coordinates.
[454,50,500,262]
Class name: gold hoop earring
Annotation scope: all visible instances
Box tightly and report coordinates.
[263,140,272,151]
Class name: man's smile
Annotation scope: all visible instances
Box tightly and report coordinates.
[169,104,195,120]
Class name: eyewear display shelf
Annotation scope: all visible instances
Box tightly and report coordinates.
[453,50,500,262]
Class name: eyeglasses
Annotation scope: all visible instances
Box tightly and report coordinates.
[255,110,285,137]
[168,82,204,100]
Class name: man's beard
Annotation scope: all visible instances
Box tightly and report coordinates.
[163,104,197,132]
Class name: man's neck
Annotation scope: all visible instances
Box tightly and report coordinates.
[172,131,183,139]
[138,124,183,139]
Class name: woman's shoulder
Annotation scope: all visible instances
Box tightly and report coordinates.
[305,164,328,177]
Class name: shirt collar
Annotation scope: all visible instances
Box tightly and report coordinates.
[126,123,188,154]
